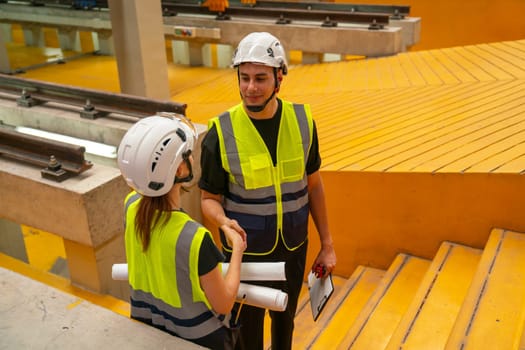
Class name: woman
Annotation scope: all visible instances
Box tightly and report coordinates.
[117,114,246,349]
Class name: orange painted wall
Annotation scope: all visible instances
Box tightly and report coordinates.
[306,171,525,278]
[335,0,525,51]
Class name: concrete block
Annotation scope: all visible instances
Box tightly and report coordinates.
[0,219,28,263]
[96,29,114,55]
[188,41,204,66]
[0,23,12,42]
[216,43,233,68]
[57,27,82,52]
[171,40,190,65]
[0,24,10,74]
[164,16,404,57]
[0,158,128,247]
[22,25,45,47]
[0,95,207,297]
[390,17,421,49]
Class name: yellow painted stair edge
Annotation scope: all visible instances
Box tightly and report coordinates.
[337,253,430,350]
[446,228,525,350]
[310,266,385,350]
[386,242,482,350]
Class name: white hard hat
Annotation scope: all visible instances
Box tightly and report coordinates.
[232,32,288,75]
[117,113,197,197]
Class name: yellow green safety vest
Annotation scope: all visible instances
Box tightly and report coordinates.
[124,191,223,339]
[210,100,314,255]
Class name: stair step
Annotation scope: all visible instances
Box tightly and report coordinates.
[310,266,385,350]
[337,253,431,350]
[385,242,482,350]
[292,274,353,349]
[446,228,525,349]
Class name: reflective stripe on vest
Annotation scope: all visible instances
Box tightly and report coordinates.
[212,101,313,255]
[124,194,223,339]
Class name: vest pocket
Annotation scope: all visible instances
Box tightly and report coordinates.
[281,205,309,249]
[280,156,304,182]
[222,210,278,254]
[244,154,272,189]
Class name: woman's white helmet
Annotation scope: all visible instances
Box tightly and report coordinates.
[232,32,288,75]
[117,113,197,197]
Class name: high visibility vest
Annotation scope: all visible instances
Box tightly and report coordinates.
[210,100,314,255]
[124,192,224,340]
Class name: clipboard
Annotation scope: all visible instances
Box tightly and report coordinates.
[307,270,334,321]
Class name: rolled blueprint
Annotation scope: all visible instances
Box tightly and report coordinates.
[237,283,288,312]
[112,263,128,280]
[221,262,286,281]
[112,263,288,311]
[112,262,286,281]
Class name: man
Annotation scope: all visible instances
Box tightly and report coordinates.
[199,32,336,350]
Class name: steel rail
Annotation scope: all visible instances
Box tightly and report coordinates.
[241,0,410,18]
[3,0,391,25]
[161,2,390,25]
[16,0,410,17]
[0,126,93,181]
[0,74,186,119]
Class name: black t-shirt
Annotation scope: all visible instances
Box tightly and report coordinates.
[199,99,322,195]
[198,234,225,275]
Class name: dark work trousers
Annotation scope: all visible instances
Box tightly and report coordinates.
[230,240,308,350]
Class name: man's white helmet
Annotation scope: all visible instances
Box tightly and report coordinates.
[117,113,197,197]
[232,32,288,75]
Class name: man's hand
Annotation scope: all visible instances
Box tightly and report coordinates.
[221,219,247,253]
[312,243,336,278]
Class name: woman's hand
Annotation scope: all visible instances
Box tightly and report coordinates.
[221,219,247,253]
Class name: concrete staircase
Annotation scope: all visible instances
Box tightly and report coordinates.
[274,228,525,349]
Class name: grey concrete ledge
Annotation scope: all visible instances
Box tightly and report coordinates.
[0,267,205,349]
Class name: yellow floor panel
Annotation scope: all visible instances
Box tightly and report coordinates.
[20,225,66,273]
[6,43,78,71]
[392,83,524,172]
[464,44,523,80]
[413,50,462,85]
[334,84,504,171]
[385,85,525,172]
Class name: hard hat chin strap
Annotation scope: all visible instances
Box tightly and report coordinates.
[245,90,276,112]
[241,67,279,113]
[174,151,193,184]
